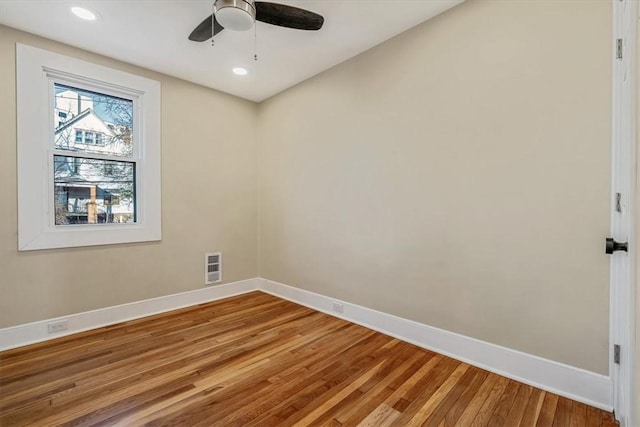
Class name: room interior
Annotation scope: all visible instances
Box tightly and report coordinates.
[0,0,638,425]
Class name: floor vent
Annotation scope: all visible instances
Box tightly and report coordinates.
[204,252,222,285]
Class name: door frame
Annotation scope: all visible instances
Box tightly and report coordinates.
[610,0,637,425]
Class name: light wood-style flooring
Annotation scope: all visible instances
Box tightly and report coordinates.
[0,292,617,426]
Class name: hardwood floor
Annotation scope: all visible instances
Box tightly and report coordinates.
[0,292,617,426]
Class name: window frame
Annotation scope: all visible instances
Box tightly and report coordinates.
[17,43,161,251]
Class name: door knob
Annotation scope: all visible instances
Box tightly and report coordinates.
[606,237,628,254]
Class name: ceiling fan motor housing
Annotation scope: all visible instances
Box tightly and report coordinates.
[214,0,256,31]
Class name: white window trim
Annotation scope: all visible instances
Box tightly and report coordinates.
[17,44,161,251]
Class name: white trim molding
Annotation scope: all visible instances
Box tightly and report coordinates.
[0,278,259,351]
[0,277,613,412]
[260,278,613,411]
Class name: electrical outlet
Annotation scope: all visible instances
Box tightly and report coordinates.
[332,302,344,314]
[47,320,68,334]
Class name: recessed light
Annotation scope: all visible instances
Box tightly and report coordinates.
[233,67,248,76]
[71,6,97,21]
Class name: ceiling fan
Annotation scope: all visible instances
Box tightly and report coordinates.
[189,0,324,42]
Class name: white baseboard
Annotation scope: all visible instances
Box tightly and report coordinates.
[259,278,613,411]
[0,278,259,351]
[0,276,613,411]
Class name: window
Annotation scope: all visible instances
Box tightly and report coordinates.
[57,111,68,128]
[84,131,95,144]
[54,156,135,224]
[70,156,81,174]
[17,44,161,250]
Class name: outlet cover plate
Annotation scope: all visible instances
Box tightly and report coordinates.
[47,320,68,333]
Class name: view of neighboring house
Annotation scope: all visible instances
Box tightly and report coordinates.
[53,86,135,224]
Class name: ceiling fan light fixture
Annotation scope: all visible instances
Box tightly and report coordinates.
[214,0,256,31]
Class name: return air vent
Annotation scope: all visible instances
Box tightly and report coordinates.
[205,252,222,285]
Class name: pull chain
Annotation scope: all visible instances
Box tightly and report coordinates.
[211,5,215,46]
[254,24,258,61]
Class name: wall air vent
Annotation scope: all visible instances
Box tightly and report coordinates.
[205,252,222,285]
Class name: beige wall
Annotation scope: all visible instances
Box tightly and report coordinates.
[257,0,612,374]
[0,0,616,377]
[0,26,258,327]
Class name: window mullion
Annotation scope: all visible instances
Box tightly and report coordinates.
[51,149,139,163]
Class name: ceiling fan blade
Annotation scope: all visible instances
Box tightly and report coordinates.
[255,2,324,31]
[188,14,225,42]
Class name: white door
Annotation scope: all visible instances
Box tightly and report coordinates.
[610,1,637,426]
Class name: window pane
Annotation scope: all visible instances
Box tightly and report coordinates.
[54,155,136,225]
[53,83,133,157]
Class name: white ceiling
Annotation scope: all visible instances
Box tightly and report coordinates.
[0,0,463,102]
